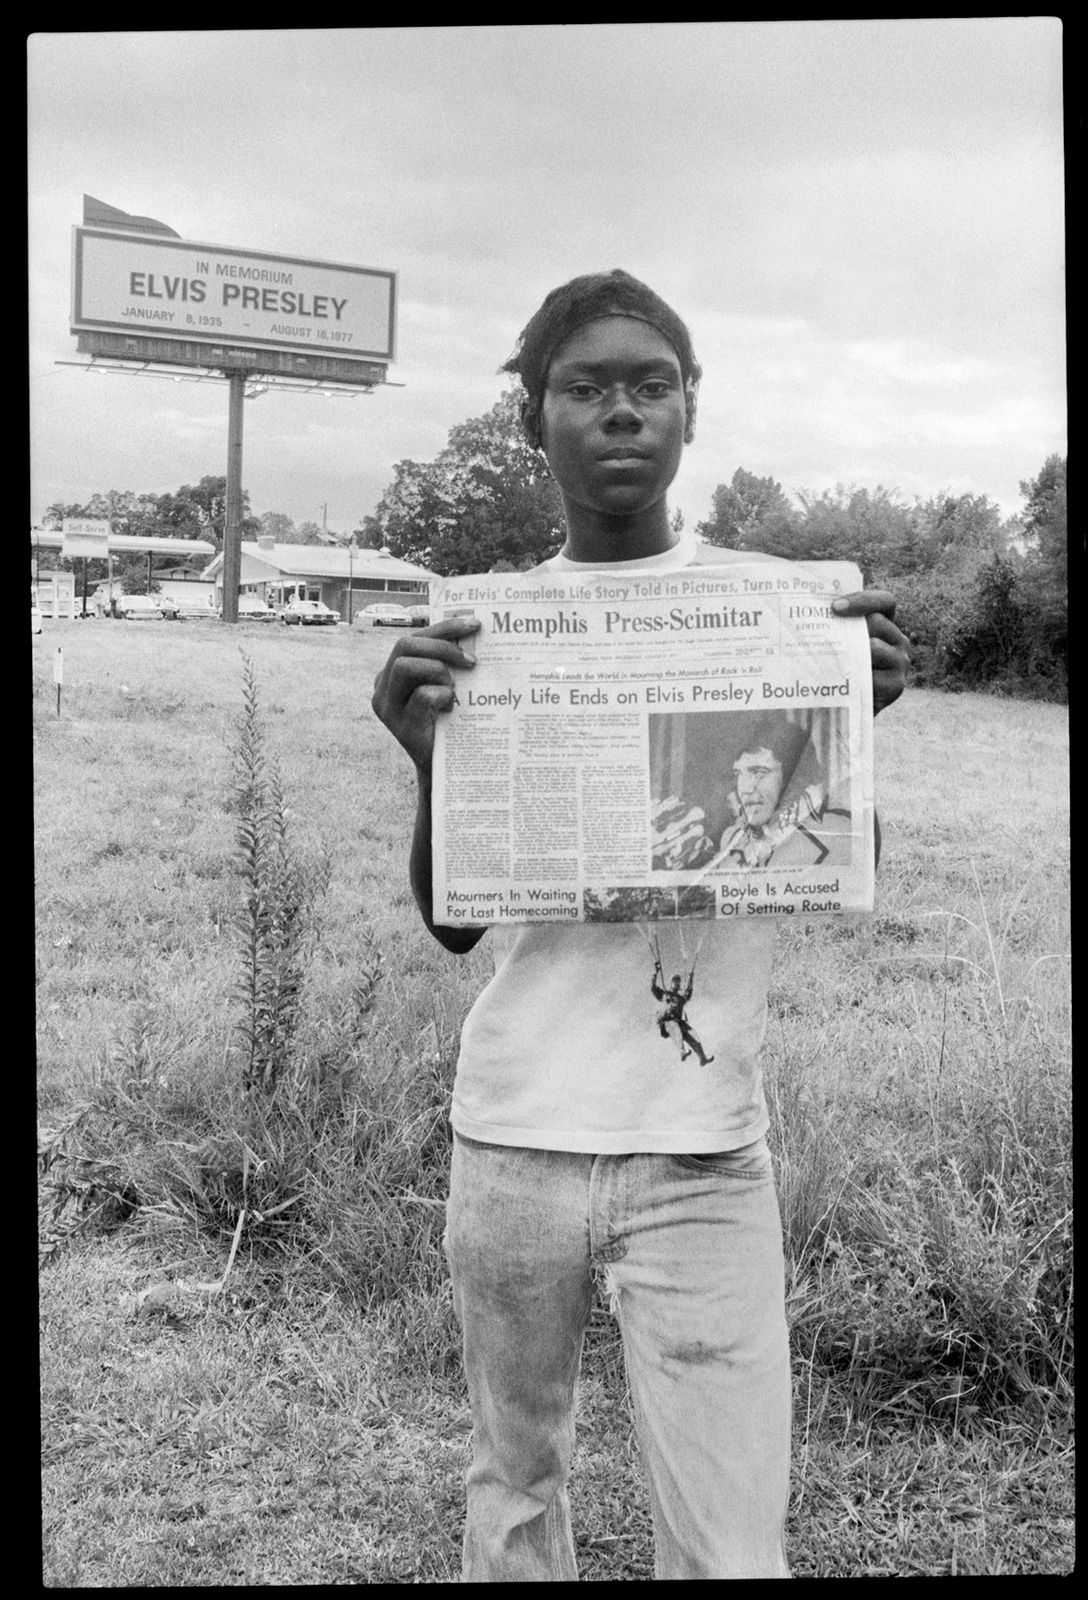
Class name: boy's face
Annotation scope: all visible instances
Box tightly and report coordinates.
[539,317,687,519]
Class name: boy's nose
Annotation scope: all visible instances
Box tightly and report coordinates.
[601,390,642,430]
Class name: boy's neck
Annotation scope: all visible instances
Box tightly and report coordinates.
[560,499,676,565]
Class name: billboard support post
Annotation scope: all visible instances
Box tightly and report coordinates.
[221,370,246,624]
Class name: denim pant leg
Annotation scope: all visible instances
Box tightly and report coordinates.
[444,1135,595,1582]
[610,1141,792,1579]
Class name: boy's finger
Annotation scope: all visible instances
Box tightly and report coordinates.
[420,615,482,641]
[831,590,897,621]
[866,614,912,651]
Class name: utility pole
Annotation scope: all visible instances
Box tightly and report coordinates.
[220,369,246,623]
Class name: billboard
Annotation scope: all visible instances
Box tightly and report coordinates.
[72,228,396,363]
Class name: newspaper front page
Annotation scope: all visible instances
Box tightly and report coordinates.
[431,561,874,928]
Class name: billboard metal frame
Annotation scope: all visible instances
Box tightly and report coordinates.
[73,329,389,387]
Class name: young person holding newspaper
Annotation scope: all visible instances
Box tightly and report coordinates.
[371,270,910,1580]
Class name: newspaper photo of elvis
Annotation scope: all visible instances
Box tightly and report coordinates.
[649,708,854,872]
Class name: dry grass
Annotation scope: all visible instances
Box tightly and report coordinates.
[36,618,1072,1581]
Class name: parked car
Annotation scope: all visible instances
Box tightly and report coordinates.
[281,599,340,627]
[31,597,43,635]
[407,605,431,626]
[164,591,217,620]
[218,594,277,622]
[360,602,413,627]
[117,594,181,621]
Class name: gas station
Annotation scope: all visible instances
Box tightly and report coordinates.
[30,523,216,618]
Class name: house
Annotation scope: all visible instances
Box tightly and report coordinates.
[201,539,434,620]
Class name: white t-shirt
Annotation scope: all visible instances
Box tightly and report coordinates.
[449,534,778,1154]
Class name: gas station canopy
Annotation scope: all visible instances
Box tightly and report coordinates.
[30,528,215,556]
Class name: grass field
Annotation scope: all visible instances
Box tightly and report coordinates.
[36,616,1072,1582]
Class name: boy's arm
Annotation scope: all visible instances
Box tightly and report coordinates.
[372,617,485,954]
[406,767,483,953]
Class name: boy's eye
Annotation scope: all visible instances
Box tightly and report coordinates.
[564,378,673,399]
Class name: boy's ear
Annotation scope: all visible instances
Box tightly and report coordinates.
[683,379,699,445]
[520,395,544,451]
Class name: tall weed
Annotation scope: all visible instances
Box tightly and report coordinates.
[230,652,329,1094]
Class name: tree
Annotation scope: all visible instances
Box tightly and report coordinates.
[941,554,1028,690]
[1013,455,1067,696]
[166,475,259,546]
[1019,454,1067,596]
[259,511,298,544]
[373,387,565,574]
[146,490,205,541]
[696,469,794,551]
[910,492,1009,577]
[355,516,384,550]
[42,501,92,531]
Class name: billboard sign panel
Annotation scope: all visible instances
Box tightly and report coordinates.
[72,228,396,363]
[62,518,110,558]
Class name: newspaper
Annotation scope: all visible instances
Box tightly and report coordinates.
[430,560,874,927]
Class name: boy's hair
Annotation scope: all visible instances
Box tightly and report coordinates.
[501,269,702,450]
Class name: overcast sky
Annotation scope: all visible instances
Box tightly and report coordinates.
[29,22,1065,538]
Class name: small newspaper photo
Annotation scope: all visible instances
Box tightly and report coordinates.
[430,561,874,927]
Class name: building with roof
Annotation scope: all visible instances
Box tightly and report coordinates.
[201,538,433,619]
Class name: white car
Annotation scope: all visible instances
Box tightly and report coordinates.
[281,599,340,626]
[31,599,43,635]
[164,591,217,620]
[117,594,181,621]
[218,594,277,622]
[360,602,413,627]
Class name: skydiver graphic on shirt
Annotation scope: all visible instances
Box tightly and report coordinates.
[651,960,715,1065]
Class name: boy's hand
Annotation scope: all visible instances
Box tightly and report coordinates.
[371,617,481,771]
[831,590,911,715]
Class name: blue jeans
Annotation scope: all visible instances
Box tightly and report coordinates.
[444,1133,792,1580]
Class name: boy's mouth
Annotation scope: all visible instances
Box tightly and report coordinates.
[599,447,651,461]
